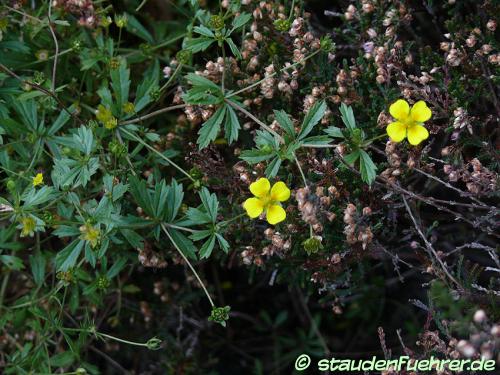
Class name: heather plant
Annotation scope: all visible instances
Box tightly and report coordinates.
[0,0,498,373]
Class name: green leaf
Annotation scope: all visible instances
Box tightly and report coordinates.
[185,72,221,92]
[110,61,131,111]
[0,255,24,270]
[168,229,197,260]
[56,240,84,271]
[240,148,275,164]
[185,37,215,53]
[359,150,377,185]
[197,106,226,149]
[231,12,252,33]
[340,103,356,130]
[324,126,345,139]
[216,233,230,253]
[194,25,215,38]
[126,14,154,44]
[343,150,360,165]
[186,207,212,224]
[224,105,240,144]
[298,100,327,140]
[301,135,332,146]
[199,187,218,223]
[265,157,282,178]
[226,37,242,59]
[29,251,46,286]
[48,105,76,136]
[199,234,216,259]
[274,110,295,137]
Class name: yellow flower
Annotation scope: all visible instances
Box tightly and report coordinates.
[243,178,290,225]
[32,173,43,187]
[79,223,101,248]
[20,216,36,237]
[386,99,431,146]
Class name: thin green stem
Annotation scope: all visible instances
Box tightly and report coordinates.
[120,128,195,182]
[161,223,215,307]
[159,63,183,93]
[225,99,283,142]
[119,104,187,125]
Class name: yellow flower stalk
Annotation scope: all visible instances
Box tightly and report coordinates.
[386,99,431,146]
[32,173,43,187]
[243,178,290,225]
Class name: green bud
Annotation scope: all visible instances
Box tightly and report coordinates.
[75,368,87,375]
[176,50,191,65]
[146,337,162,350]
[149,86,161,102]
[302,236,323,255]
[274,19,291,32]
[6,179,16,193]
[114,14,128,28]
[96,276,110,290]
[72,39,82,52]
[209,15,225,30]
[320,35,335,52]
[208,305,231,327]
[109,57,121,70]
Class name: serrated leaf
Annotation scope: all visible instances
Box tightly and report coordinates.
[324,126,345,139]
[340,103,356,130]
[168,229,197,260]
[56,240,84,271]
[194,25,215,38]
[199,234,216,259]
[298,100,327,140]
[359,150,377,185]
[197,106,226,149]
[110,62,131,111]
[224,104,240,144]
[274,110,295,137]
[185,37,215,53]
[240,148,274,164]
[231,12,252,32]
[343,150,360,165]
[265,157,282,178]
[226,37,242,59]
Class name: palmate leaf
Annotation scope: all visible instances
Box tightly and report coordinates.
[240,148,275,164]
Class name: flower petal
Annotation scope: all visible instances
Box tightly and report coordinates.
[389,99,410,121]
[270,181,290,202]
[266,204,286,225]
[243,198,264,218]
[386,121,407,142]
[249,178,271,198]
[410,101,432,123]
[407,124,429,146]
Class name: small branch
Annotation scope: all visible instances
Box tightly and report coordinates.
[402,195,461,288]
[47,1,59,93]
[119,104,187,125]
[225,99,283,142]
[0,63,84,125]
[161,224,215,307]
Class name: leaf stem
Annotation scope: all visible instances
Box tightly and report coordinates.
[161,223,215,307]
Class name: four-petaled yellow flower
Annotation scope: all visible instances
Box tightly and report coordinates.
[387,99,431,146]
[32,173,43,187]
[243,178,290,225]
